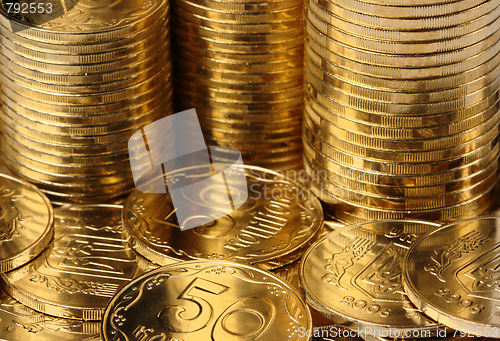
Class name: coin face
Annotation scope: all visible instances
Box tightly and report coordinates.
[123,165,323,269]
[0,287,100,341]
[0,173,53,273]
[1,204,157,320]
[300,220,443,336]
[101,260,312,341]
[403,217,500,335]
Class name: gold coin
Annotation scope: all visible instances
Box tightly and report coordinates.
[0,0,169,43]
[199,115,302,130]
[0,87,170,124]
[304,106,500,151]
[305,27,500,71]
[173,27,303,53]
[176,0,303,12]
[174,6,302,33]
[0,27,169,64]
[310,164,498,211]
[306,68,500,116]
[0,288,100,341]
[300,220,443,336]
[0,173,53,273]
[173,1,303,23]
[305,52,500,105]
[101,260,312,340]
[0,75,170,114]
[123,165,323,269]
[304,123,498,163]
[305,31,500,92]
[303,132,498,175]
[176,80,304,103]
[1,204,157,320]
[305,93,500,136]
[305,144,499,189]
[0,11,169,53]
[308,0,500,41]
[305,83,500,128]
[308,154,498,199]
[403,217,500,335]
[305,10,500,55]
[174,47,303,73]
[317,0,489,18]
[0,40,171,74]
[316,177,497,223]
[0,65,169,106]
[311,0,499,30]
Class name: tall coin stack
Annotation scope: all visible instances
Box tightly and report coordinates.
[303,0,500,223]
[0,0,173,204]
[171,0,304,171]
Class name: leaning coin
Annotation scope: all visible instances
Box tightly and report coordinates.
[101,260,312,340]
[0,287,100,340]
[123,164,323,270]
[403,217,500,335]
[300,220,443,336]
[1,204,157,320]
[0,173,53,273]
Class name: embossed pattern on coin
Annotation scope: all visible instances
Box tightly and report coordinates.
[1,205,157,320]
[300,220,443,335]
[0,173,53,273]
[101,260,312,340]
[123,165,323,270]
[403,217,500,334]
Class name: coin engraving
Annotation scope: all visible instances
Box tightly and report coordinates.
[106,263,309,340]
[0,188,29,244]
[458,244,500,296]
[355,244,402,299]
[322,237,375,290]
[424,231,490,282]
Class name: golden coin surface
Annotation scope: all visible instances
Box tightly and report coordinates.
[0,173,53,273]
[1,204,157,320]
[123,165,323,270]
[300,220,444,336]
[101,260,312,341]
[0,287,100,340]
[0,0,168,41]
[403,217,500,335]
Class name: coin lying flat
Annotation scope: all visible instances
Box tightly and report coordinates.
[1,205,157,321]
[0,287,100,341]
[300,220,443,336]
[123,165,323,270]
[403,217,500,335]
[0,173,53,273]
[101,260,312,341]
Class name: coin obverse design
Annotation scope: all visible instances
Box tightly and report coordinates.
[101,260,312,340]
[123,165,324,270]
[404,217,500,335]
[0,173,53,273]
[300,220,444,336]
[1,204,157,320]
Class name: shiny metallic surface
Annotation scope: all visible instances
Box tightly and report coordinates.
[101,260,312,341]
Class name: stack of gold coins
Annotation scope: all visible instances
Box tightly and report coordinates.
[171,0,304,171]
[0,0,173,204]
[303,0,500,223]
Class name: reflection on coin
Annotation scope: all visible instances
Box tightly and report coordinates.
[0,287,100,340]
[101,260,312,340]
[300,220,443,336]
[403,217,500,335]
[0,173,53,273]
[123,165,323,270]
[1,204,157,320]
